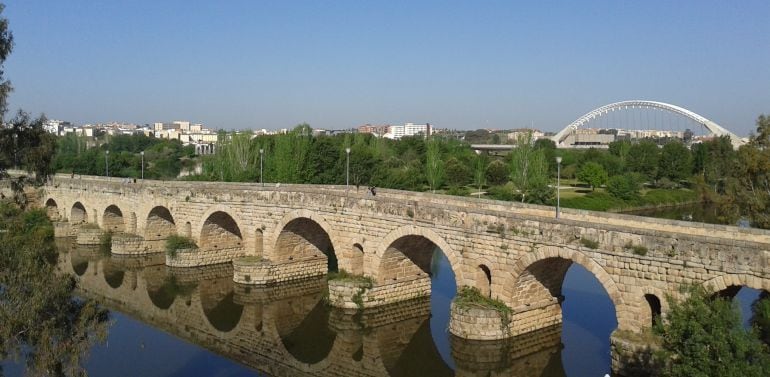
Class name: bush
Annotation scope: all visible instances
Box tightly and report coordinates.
[579,238,599,249]
[607,173,641,201]
[446,186,470,197]
[165,235,197,257]
[454,286,512,317]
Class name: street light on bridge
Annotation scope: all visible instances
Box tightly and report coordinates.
[105,150,110,179]
[556,156,562,219]
[140,151,145,181]
[259,148,264,187]
[345,147,351,190]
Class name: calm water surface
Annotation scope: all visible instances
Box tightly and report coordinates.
[2,232,761,377]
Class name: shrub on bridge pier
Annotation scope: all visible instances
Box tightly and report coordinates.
[165,235,198,258]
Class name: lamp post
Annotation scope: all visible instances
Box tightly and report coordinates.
[259,148,264,187]
[140,151,145,181]
[345,147,351,190]
[555,156,562,219]
[105,150,110,178]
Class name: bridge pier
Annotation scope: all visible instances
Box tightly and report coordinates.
[232,256,327,285]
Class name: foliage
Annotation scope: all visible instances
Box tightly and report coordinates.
[0,201,110,375]
[658,141,692,181]
[579,238,599,249]
[655,286,770,377]
[576,161,608,191]
[327,270,374,287]
[607,173,642,201]
[425,137,444,193]
[627,140,660,181]
[454,286,512,331]
[485,159,508,186]
[165,235,197,257]
[0,112,57,183]
[0,3,11,121]
[752,295,770,345]
[509,131,553,204]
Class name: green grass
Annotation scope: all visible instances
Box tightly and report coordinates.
[561,188,697,212]
[454,286,512,317]
[165,235,197,257]
[327,270,374,287]
[580,238,600,249]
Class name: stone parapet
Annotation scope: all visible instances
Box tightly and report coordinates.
[232,256,327,285]
[165,247,245,268]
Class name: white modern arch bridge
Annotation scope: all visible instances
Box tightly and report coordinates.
[551,100,747,149]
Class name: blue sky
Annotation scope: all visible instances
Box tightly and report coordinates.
[3,1,769,135]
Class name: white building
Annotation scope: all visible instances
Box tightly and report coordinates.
[384,123,431,140]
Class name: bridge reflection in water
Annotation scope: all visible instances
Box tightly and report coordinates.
[57,239,567,376]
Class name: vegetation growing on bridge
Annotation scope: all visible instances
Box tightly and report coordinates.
[454,286,512,331]
[165,235,198,258]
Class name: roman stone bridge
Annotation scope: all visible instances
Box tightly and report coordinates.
[58,242,564,376]
[38,175,770,340]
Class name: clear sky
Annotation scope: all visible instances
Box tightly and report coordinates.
[2,1,769,135]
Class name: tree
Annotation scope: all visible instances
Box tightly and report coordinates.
[626,140,660,181]
[485,159,508,186]
[425,138,444,193]
[655,286,770,377]
[658,141,692,182]
[606,173,641,200]
[0,4,12,121]
[576,162,608,191]
[445,157,470,188]
[729,115,770,228]
[509,132,553,203]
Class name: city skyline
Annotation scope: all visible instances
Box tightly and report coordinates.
[3,1,769,135]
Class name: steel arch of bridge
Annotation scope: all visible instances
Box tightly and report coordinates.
[551,100,746,149]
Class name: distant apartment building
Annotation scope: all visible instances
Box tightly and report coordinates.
[357,124,390,136]
[384,123,432,140]
[506,128,545,143]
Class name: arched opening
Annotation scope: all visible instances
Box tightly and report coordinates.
[475,264,492,298]
[144,269,195,310]
[71,202,87,224]
[644,294,662,327]
[45,199,59,220]
[200,211,243,251]
[375,304,454,377]
[274,293,337,364]
[184,221,192,237]
[254,228,263,256]
[200,278,243,333]
[145,206,176,240]
[378,234,457,370]
[275,217,336,272]
[103,262,125,289]
[71,257,88,276]
[102,205,125,232]
[510,255,618,377]
[343,243,364,275]
[712,285,769,329]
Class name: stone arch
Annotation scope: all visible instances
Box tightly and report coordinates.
[144,206,176,241]
[270,210,339,272]
[475,264,492,298]
[342,243,364,275]
[102,205,125,232]
[102,260,125,289]
[374,226,463,284]
[199,210,243,251]
[644,294,662,327]
[44,198,60,220]
[199,277,243,333]
[701,273,770,298]
[509,246,627,329]
[71,202,87,224]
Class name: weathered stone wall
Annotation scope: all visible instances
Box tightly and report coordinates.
[43,174,770,336]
